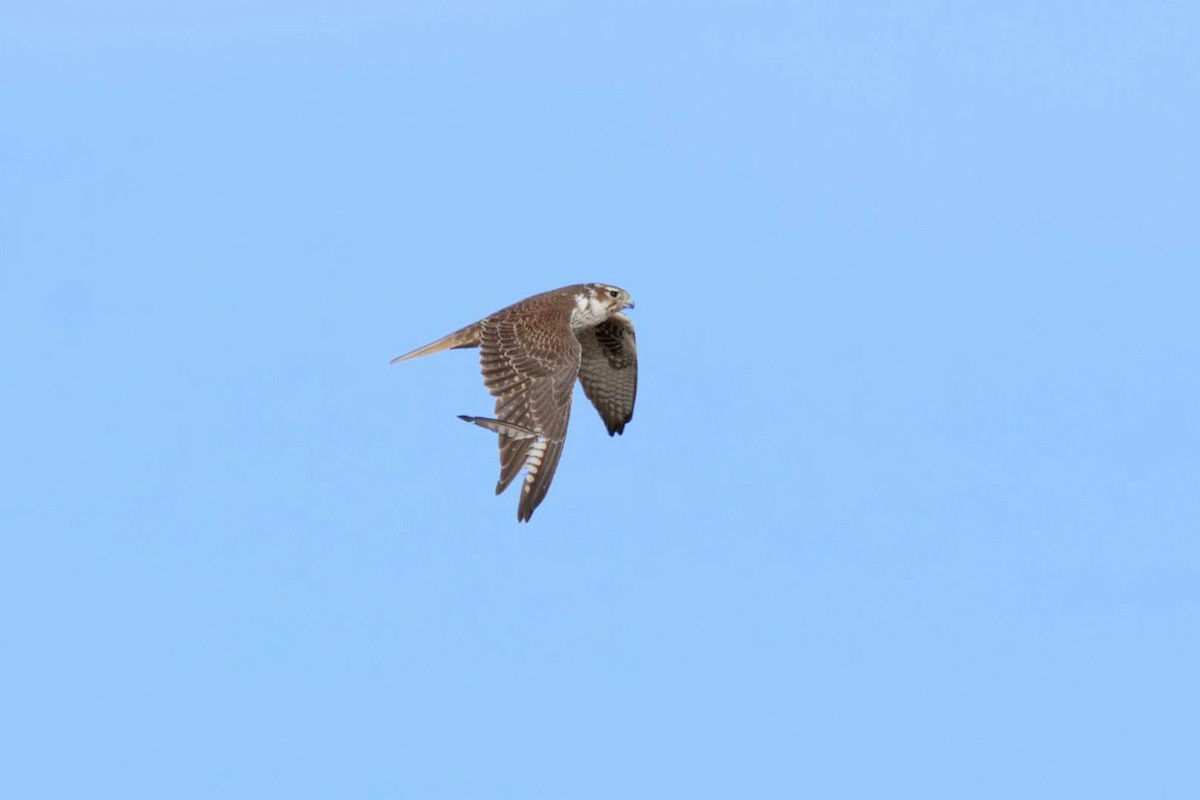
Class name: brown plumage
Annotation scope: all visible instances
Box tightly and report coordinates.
[391,283,637,521]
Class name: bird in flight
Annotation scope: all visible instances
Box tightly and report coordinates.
[391,283,637,521]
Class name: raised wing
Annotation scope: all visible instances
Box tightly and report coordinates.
[576,313,637,435]
[478,304,581,521]
[389,321,482,363]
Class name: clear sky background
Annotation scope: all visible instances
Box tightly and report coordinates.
[3,2,1198,797]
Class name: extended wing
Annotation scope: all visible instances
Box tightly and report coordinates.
[576,313,637,436]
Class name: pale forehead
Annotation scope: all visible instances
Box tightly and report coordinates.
[588,283,627,293]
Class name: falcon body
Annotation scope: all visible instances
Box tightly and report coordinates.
[392,283,637,521]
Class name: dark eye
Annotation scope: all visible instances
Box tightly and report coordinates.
[607,289,619,298]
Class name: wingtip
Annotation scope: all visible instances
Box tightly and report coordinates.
[516,484,535,522]
[610,411,633,436]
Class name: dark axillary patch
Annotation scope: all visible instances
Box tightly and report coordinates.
[594,321,629,368]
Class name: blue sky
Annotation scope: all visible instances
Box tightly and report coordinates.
[3,2,1198,797]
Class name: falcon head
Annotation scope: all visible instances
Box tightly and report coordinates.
[596,284,635,312]
[574,283,634,329]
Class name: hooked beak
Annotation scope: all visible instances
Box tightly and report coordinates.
[623,297,635,310]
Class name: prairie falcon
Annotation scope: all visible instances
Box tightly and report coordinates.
[392,283,637,521]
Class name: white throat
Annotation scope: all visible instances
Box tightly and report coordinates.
[570,291,610,331]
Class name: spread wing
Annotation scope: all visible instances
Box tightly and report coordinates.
[576,313,637,435]
[478,304,581,522]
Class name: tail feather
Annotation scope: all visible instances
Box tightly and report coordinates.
[457,415,540,440]
[389,322,482,363]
